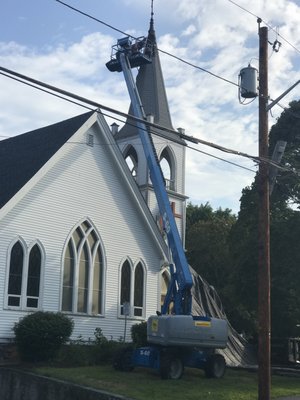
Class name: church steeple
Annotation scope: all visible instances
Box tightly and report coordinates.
[113,6,188,244]
[115,9,184,144]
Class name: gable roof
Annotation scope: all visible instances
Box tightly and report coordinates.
[0,111,94,209]
[115,17,185,145]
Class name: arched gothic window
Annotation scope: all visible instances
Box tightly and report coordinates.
[134,263,144,317]
[124,146,138,179]
[62,220,104,315]
[7,240,42,309]
[120,260,131,315]
[26,244,42,308]
[120,260,145,318]
[7,241,24,307]
[160,147,175,191]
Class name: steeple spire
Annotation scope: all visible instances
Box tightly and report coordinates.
[115,6,184,144]
[150,0,154,32]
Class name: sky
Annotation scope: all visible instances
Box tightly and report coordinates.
[1,0,300,214]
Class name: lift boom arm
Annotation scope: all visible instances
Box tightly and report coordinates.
[107,38,193,315]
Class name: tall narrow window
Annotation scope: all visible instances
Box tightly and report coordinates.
[62,241,75,312]
[26,244,41,308]
[125,146,138,179]
[6,240,43,310]
[120,260,131,315]
[78,243,89,313]
[134,263,144,317]
[119,260,145,318]
[7,242,24,307]
[92,248,103,314]
[62,220,104,315]
[160,147,175,191]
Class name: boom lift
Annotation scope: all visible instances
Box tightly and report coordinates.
[107,36,228,379]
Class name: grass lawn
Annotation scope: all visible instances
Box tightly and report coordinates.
[34,365,300,400]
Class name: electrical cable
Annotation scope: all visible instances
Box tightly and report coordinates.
[226,0,300,55]
[0,68,254,173]
[274,101,300,119]
[1,65,298,178]
[54,0,240,89]
[186,144,256,173]
[0,66,258,162]
[54,0,300,91]
[55,0,132,39]
[54,0,300,116]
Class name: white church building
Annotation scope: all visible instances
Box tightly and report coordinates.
[0,17,188,342]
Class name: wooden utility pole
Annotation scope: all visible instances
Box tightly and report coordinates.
[258,24,271,400]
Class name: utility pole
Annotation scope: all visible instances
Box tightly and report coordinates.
[258,24,271,400]
[240,20,300,400]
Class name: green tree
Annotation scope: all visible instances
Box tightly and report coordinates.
[270,207,300,338]
[228,100,300,339]
[228,182,260,337]
[186,202,236,309]
[269,100,300,207]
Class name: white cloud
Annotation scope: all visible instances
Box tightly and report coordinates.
[1,0,299,213]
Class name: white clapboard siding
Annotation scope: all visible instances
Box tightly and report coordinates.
[0,114,167,342]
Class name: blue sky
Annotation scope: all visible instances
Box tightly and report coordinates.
[1,0,300,213]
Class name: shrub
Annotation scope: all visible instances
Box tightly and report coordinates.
[93,328,124,364]
[94,327,108,345]
[13,311,74,362]
[54,329,126,366]
[131,321,147,347]
[55,343,93,367]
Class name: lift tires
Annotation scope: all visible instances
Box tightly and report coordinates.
[204,354,226,379]
[160,353,184,380]
[113,347,134,372]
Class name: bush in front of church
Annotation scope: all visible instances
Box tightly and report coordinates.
[13,311,74,362]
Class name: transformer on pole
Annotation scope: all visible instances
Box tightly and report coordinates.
[239,64,258,99]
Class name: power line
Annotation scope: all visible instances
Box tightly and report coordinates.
[0,71,96,113]
[54,0,239,89]
[227,0,300,55]
[158,48,239,88]
[0,68,256,174]
[0,68,252,173]
[0,65,296,177]
[0,66,255,160]
[55,0,132,39]
[53,0,299,120]
[54,0,300,92]
[186,144,256,173]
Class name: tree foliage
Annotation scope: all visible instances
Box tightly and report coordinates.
[186,202,236,310]
[185,101,300,340]
[269,100,300,207]
[226,100,300,339]
[14,311,74,362]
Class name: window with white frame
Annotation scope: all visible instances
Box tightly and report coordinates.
[62,220,104,315]
[7,240,42,309]
[120,260,145,318]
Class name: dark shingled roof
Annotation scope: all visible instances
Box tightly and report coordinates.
[0,111,94,209]
[115,17,185,145]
